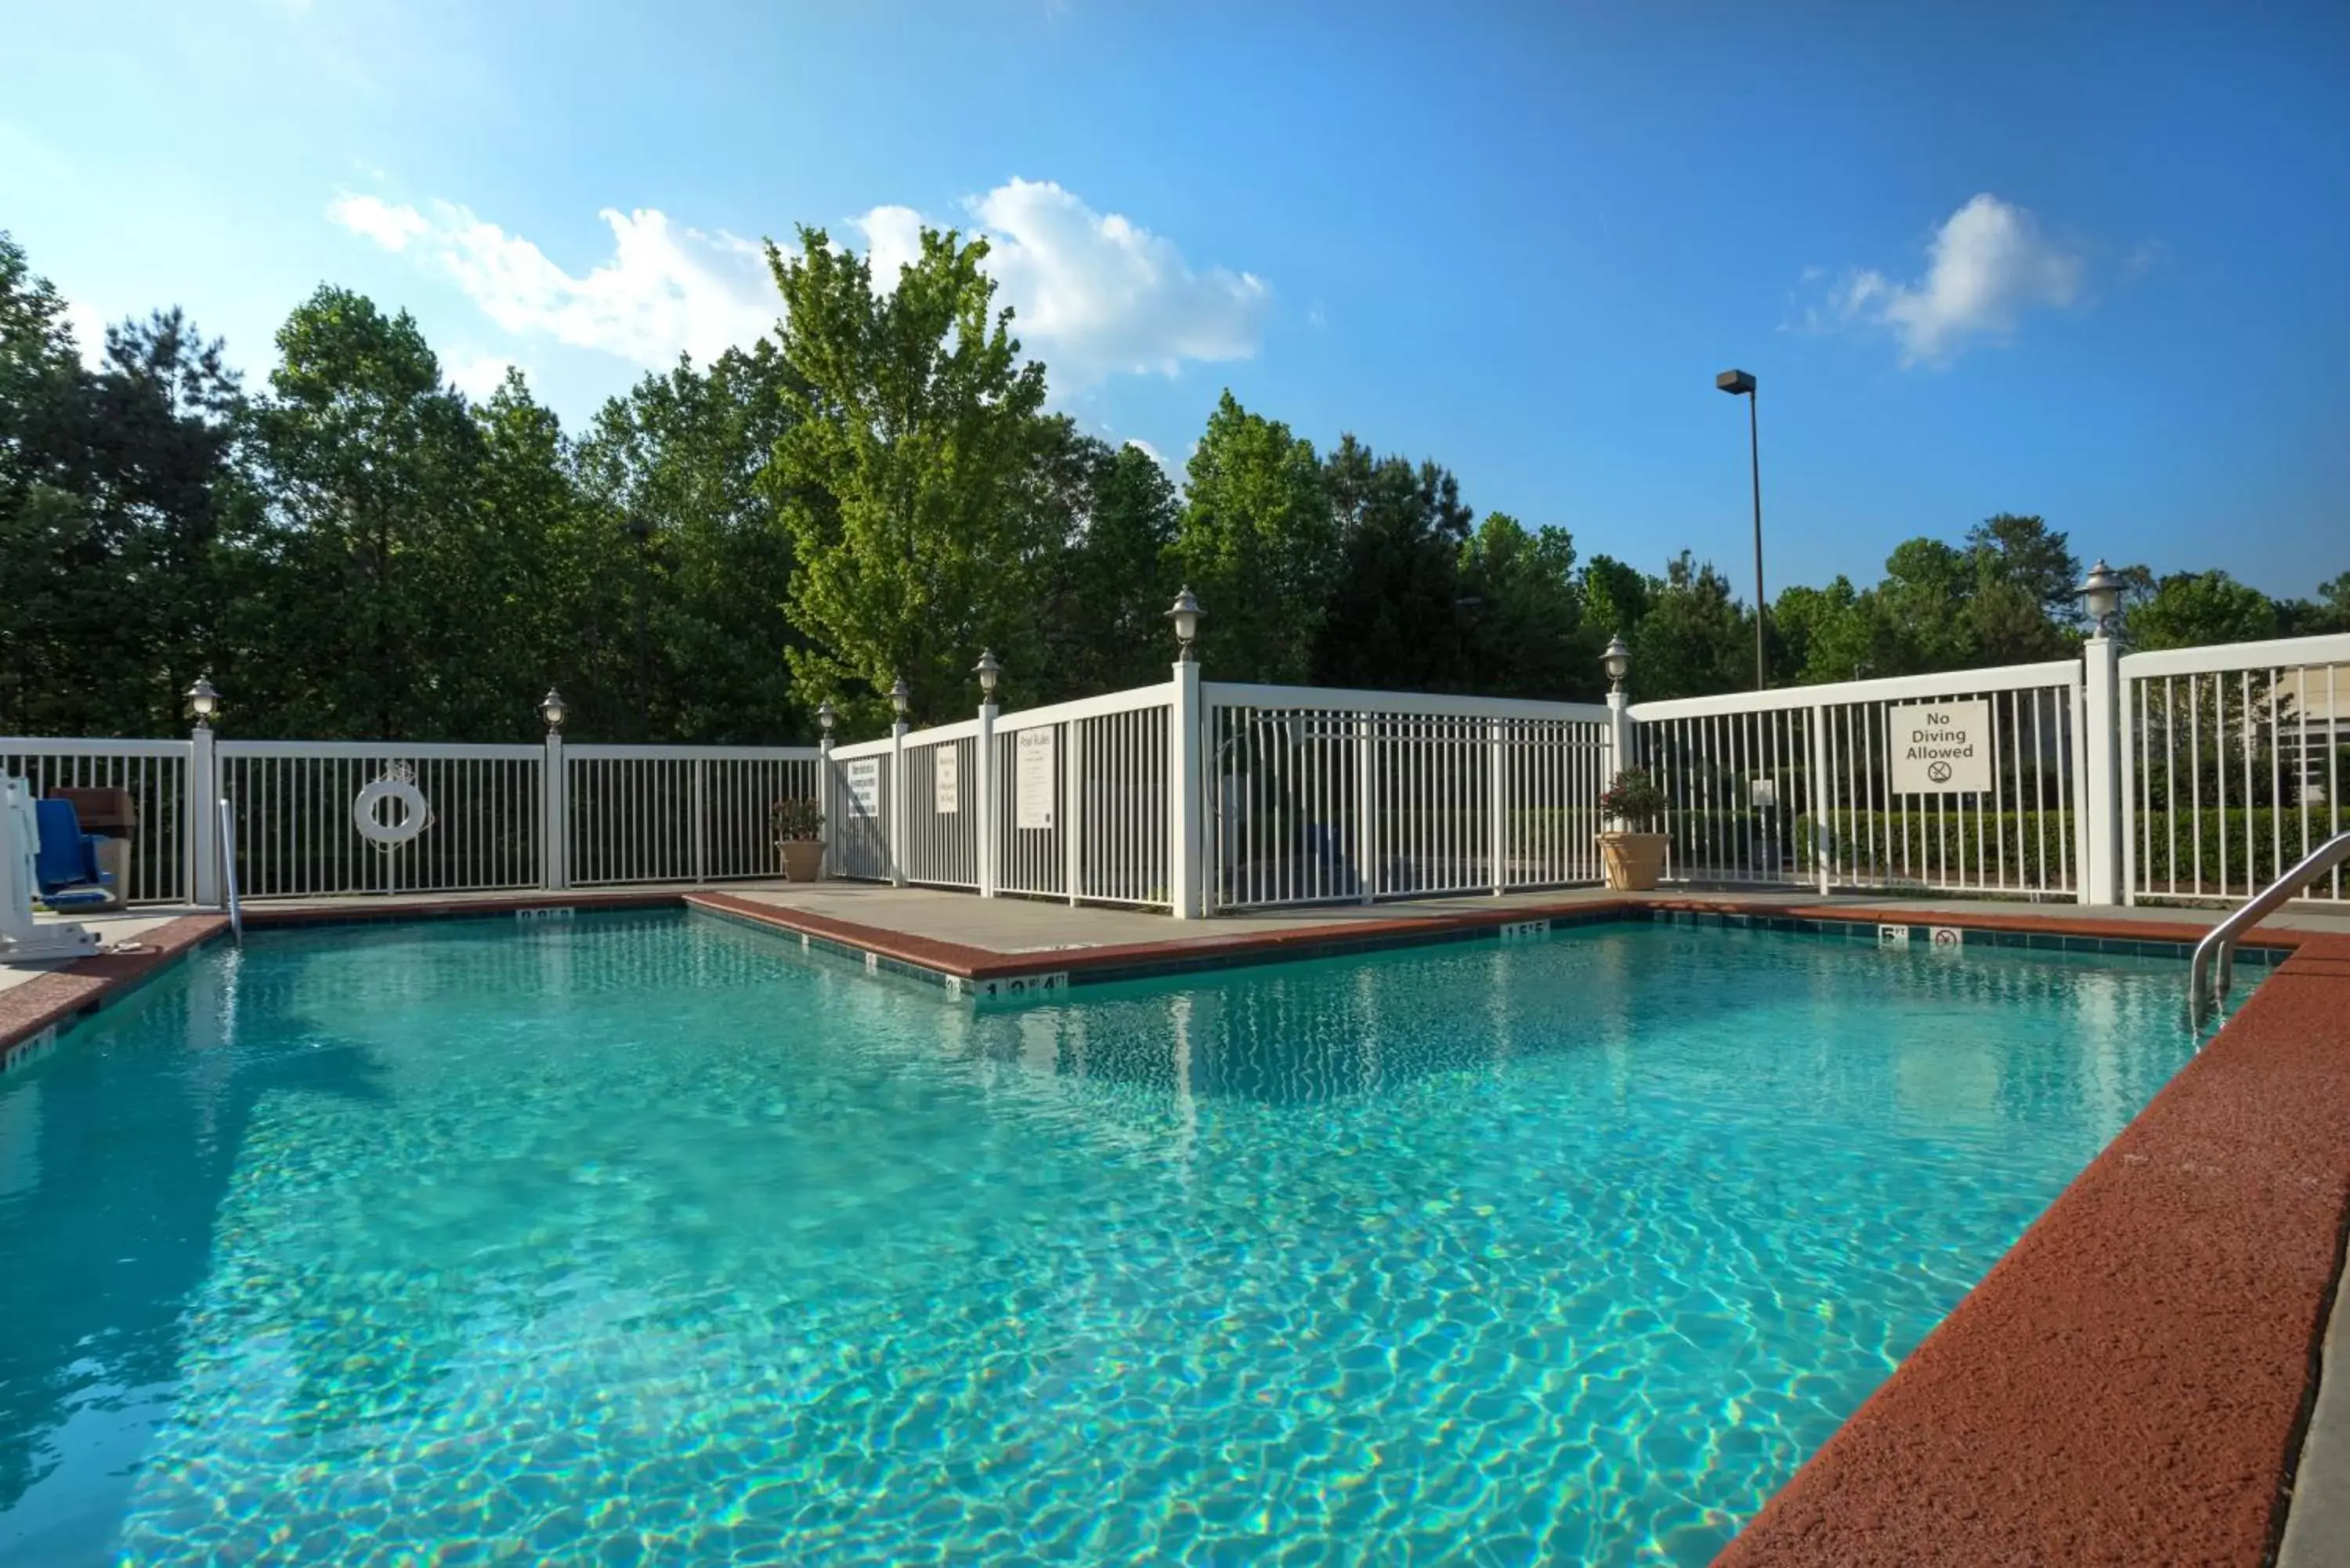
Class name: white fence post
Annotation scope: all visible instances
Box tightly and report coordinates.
[542,729,568,890]
[1807,704,1832,894]
[976,700,998,898]
[189,724,219,907]
[2082,631,2122,905]
[1354,714,1376,905]
[889,718,909,888]
[1065,717,1084,905]
[1488,717,1506,895]
[817,732,835,880]
[1170,662,1204,919]
[1606,688,1631,786]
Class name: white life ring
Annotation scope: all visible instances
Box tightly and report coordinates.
[353,779,431,847]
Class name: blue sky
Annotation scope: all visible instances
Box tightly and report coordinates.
[5,0,2346,598]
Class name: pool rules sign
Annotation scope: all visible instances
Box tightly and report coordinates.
[1888,701,1993,793]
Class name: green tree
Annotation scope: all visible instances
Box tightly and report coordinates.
[765,224,1049,728]
[1,230,244,733]
[1457,513,1597,699]
[1035,426,1181,697]
[1773,576,1882,684]
[1631,552,1754,699]
[1579,555,1651,651]
[2124,569,2281,650]
[573,344,807,740]
[1311,436,1475,690]
[1173,390,1335,683]
[231,287,493,737]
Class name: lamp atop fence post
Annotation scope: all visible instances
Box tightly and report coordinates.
[888,676,910,735]
[185,677,221,731]
[1167,587,1204,663]
[2077,558,2125,905]
[2079,559,2124,639]
[537,687,568,731]
[1600,634,1633,795]
[817,699,835,740]
[974,649,1002,703]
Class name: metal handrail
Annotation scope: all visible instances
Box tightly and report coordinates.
[2189,828,2350,1024]
[217,797,242,943]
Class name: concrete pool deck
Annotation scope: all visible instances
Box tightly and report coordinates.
[5,880,2350,1563]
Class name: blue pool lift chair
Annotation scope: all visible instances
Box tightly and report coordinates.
[2,778,103,961]
[31,797,114,911]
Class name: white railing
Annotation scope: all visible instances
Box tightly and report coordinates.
[1204,684,1613,910]
[565,745,822,887]
[219,741,544,898]
[0,738,194,905]
[7,628,2344,922]
[825,735,896,884]
[2122,634,2350,905]
[993,687,1175,906]
[901,721,980,891]
[1631,660,2084,900]
[826,685,1177,908]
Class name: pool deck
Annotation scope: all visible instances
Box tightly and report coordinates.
[6,880,2350,1563]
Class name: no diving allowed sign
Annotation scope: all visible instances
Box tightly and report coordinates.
[1886,700,1992,794]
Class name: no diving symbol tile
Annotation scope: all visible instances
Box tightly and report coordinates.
[1929,926,1965,950]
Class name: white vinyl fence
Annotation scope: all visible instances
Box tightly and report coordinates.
[0,739,194,905]
[2123,634,2350,905]
[10,630,2348,919]
[1204,685,1612,909]
[566,746,822,887]
[1633,660,2083,899]
[219,741,544,898]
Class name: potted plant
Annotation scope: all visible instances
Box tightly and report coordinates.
[771,797,826,883]
[1596,768,1669,891]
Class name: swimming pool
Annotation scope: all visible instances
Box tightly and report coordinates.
[0,912,2208,1565]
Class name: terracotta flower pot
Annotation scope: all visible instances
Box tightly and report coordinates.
[1596,830,1668,891]
[778,839,826,883]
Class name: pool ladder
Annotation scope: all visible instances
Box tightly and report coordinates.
[2189,828,2350,1026]
[217,797,243,945]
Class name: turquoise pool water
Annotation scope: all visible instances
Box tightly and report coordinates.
[0,913,2205,1566]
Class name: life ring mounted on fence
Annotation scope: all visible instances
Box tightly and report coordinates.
[353,769,432,848]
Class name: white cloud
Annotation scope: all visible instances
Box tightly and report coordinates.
[848,179,1268,388]
[60,298,110,371]
[331,177,1267,392]
[326,193,429,251]
[1810,194,2084,367]
[445,351,519,401]
[328,193,776,368]
[851,204,925,294]
[964,178,1268,385]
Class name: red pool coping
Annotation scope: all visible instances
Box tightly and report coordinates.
[1717,931,2350,1567]
[1,889,2344,1564]
[681,889,2311,984]
[0,913,227,1068]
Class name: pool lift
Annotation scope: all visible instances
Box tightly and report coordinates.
[2189,827,2350,1027]
[1,775,103,963]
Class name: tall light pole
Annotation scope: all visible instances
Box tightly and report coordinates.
[1716,368,1765,690]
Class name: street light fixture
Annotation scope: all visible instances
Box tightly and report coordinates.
[888,677,910,722]
[1715,367,1766,691]
[2079,559,2125,637]
[1166,587,1204,661]
[1601,634,1631,694]
[817,699,836,739]
[974,649,1002,699]
[185,677,221,728]
[537,687,568,731]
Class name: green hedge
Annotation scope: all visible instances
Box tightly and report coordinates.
[2132,808,2348,894]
